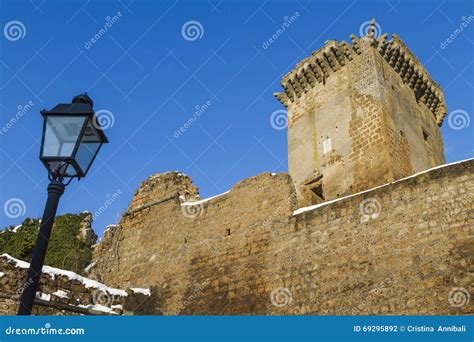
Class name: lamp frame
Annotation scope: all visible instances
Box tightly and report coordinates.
[39,109,108,180]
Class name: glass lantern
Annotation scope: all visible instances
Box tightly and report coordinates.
[39,94,108,179]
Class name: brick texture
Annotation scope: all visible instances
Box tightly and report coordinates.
[90,160,473,315]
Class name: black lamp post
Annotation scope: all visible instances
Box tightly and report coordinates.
[17,94,108,315]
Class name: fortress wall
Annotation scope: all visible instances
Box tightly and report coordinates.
[91,172,298,314]
[91,159,473,315]
[275,159,473,315]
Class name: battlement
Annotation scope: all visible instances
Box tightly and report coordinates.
[274,20,447,125]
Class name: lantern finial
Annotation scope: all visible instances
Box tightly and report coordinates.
[72,93,94,108]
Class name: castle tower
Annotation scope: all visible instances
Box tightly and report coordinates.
[275,20,447,207]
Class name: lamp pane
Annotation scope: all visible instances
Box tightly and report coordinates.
[75,142,101,173]
[42,116,86,157]
[46,161,78,177]
[74,119,102,174]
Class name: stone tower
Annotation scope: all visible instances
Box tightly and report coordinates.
[274,20,447,207]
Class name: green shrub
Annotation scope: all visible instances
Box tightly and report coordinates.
[0,213,95,275]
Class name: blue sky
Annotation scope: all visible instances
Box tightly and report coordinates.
[0,0,473,237]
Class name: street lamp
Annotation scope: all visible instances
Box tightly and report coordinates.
[17,93,108,315]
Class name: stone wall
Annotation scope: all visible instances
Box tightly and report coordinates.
[90,171,297,314]
[0,254,152,315]
[277,23,446,206]
[90,159,473,315]
[273,159,472,315]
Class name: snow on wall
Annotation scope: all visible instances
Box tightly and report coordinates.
[130,287,151,296]
[1,253,127,297]
[294,158,474,215]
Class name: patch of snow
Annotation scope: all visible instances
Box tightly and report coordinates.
[0,272,5,278]
[271,173,277,176]
[77,304,118,314]
[12,225,22,233]
[35,292,51,301]
[294,158,474,216]
[103,225,118,235]
[181,190,230,206]
[84,262,96,273]
[111,304,123,309]
[52,290,69,299]
[1,253,127,297]
[130,287,151,296]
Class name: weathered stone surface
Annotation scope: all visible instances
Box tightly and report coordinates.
[0,254,151,315]
[90,159,473,315]
[77,212,97,246]
[90,172,297,314]
[276,20,446,206]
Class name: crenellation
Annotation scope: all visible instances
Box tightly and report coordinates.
[316,56,330,78]
[275,22,447,128]
[340,40,354,60]
[349,34,362,54]
[309,60,323,83]
[302,64,317,87]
